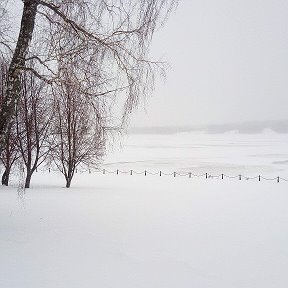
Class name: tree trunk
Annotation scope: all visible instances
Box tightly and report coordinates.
[0,0,39,150]
[65,178,72,188]
[65,173,73,188]
[1,167,10,186]
[25,171,32,188]
[65,167,74,188]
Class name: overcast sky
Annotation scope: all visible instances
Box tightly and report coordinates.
[131,0,288,127]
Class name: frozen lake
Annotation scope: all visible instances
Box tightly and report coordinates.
[105,131,288,178]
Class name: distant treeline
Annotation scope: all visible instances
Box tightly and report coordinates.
[129,120,288,135]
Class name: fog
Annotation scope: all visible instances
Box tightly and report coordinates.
[131,0,288,128]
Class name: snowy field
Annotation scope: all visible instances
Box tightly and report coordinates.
[1,132,288,288]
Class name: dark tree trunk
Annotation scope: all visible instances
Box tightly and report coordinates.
[0,0,39,150]
[1,167,10,186]
[65,172,73,188]
[65,178,72,188]
[64,166,74,188]
[25,170,32,188]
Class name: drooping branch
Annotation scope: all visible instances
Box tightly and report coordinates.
[1,0,178,153]
[19,66,53,84]
[39,1,111,47]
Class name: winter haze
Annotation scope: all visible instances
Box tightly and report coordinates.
[131,0,288,128]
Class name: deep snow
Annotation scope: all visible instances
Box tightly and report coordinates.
[1,132,288,288]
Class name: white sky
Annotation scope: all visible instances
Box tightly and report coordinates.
[131,0,288,127]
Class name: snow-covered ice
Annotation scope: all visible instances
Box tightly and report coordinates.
[105,131,288,177]
[1,132,288,288]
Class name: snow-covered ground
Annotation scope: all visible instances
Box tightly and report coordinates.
[1,132,288,288]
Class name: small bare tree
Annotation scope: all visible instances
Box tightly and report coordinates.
[15,69,52,188]
[50,66,106,188]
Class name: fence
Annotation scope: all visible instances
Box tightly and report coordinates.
[97,168,287,183]
[3,166,286,186]
[37,167,288,183]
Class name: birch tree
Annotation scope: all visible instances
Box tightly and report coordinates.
[0,58,19,186]
[0,0,177,151]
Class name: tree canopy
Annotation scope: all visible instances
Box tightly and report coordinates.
[0,0,177,150]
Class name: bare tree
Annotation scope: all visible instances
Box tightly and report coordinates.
[0,57,19,186]
[50,65,106,188]
[0,0,177,150]
[0,0,38,148]
[15,69,52,188]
